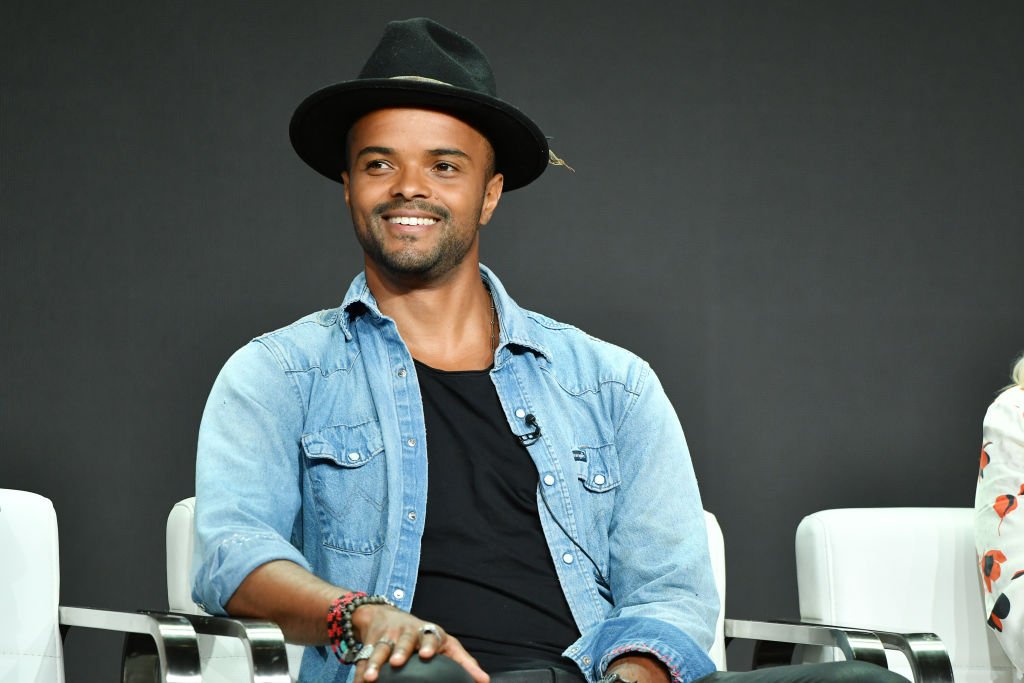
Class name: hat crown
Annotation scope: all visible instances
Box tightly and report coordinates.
[357,18,498,97]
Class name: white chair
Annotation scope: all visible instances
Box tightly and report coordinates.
[167,497,299,681]
[796,507,1013,682]
[0,488,201,682]
[170,497,911,677]
[705,510,728,669]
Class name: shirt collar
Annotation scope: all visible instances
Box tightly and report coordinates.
[336,264,552,361]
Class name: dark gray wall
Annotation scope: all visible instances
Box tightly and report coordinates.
[3,1,1022,679]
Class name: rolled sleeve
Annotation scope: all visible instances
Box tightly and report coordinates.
[569,364,719,682]
[192,339,310,613]
[574,615,715,683]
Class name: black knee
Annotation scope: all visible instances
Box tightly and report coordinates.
[374,654,474,683]
[826,661,907,682]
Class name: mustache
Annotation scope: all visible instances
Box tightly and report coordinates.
[372,199,451,222]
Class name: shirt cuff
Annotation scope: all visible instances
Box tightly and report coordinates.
[566,615,716,683]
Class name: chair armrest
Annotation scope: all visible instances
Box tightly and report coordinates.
[148,610,291,682]
[58,606,201,682]
[724,618,888,668]
[801,622,953,683]
[733,619,953,683]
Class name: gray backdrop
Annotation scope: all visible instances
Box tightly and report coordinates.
[3,1,1022,680]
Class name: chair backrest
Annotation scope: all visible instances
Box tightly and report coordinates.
[0,489,65,682]
[796,507,1016,682]
[168,497,305,680]
[169,498,730,674]
[704,509,729,671]
[167,497,202,616]
[704,510,727,670]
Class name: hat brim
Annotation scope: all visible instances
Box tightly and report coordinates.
[289,79,549,191]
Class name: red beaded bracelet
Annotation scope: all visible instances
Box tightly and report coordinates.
[327,591,366,663]
[326,591,394,664]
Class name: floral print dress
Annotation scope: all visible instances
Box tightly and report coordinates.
[976,385,1024,673]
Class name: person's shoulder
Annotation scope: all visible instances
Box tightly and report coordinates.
[987,386,1024,426]
[242,307,353,373]
[254,307,343,342]
[517,307,651,389]
[992,385,1024,407]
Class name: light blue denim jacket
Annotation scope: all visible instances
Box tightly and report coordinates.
[193,265,718,683]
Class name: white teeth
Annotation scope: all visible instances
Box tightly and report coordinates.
[388,216,437,226]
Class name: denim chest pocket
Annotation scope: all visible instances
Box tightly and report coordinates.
[572,441,620,572]
[573,441,621,493]
[301,420,388,554]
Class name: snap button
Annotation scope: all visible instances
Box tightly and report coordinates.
[543,474,555,486]
[406,438,417,447]
[582,656,591,666]
[593,474,606,485]
[393,588,405,600]
[562,553,574,564]
[515,408,526,418]
[407,511,417,521]
[397,368,407,378]
[347,452,360,462]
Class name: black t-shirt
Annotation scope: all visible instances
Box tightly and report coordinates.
[410,360,581,673]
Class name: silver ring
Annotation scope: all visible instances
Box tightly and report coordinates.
[354,644,375,661]
[419,623,442,640]
[375,639,395,650]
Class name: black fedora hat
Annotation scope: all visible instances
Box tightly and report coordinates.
[289,18,549,191]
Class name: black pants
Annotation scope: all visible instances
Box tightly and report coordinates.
[376,656,906,683]
[694,661,907,682]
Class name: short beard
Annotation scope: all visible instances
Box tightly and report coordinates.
[354,198,480,279]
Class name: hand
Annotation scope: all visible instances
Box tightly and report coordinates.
[605,653,671,683]
[350,604,489,683]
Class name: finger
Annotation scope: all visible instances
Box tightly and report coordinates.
[389,629,420,667]
[353,660,369,683]
[417,623,445,658]
[439,636,490,683]
[362,639,395,682]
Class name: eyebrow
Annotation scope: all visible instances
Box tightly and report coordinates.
[353,146,395,159]
[427,148,470,160]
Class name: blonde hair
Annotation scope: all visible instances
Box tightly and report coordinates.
[1013,353,1024,389]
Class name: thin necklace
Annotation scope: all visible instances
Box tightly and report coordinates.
[487,293,497,353]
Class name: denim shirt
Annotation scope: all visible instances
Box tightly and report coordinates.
[193,265,718,683]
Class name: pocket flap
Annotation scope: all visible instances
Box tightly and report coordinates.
[301,421,385,467]
[574,441,620,492]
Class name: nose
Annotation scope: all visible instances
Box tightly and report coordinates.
[389,165,430,200]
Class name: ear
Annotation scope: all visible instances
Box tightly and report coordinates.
[341,171,351,206]
[478,172,504,226]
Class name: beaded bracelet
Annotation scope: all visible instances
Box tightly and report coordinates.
[327,592,394,664]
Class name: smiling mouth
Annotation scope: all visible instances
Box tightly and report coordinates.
[387,216,438,226]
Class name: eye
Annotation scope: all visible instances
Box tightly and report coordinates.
[433,161,459,174]
[363,159,393,173]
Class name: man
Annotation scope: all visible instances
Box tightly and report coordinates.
[194,18,900,683]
